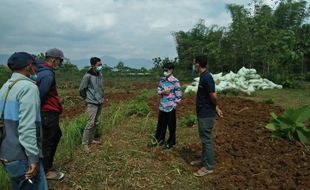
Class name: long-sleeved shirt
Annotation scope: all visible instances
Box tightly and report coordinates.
[36,62,62,113]
[157,75,182,112]
[79,68,104,105]
[0,73,43,164]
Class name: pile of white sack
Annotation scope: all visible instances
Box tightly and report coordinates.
[185,67,282,95]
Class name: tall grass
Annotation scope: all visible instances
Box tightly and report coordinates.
[55,115,87,164]
[0,165,10,190]
[0,101,129,189]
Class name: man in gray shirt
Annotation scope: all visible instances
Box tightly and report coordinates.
[79,57,104,153]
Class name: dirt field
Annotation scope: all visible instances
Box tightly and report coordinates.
[57,83,309,189]
[149,95,310,190]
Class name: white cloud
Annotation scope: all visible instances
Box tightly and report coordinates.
[0,0,292,62]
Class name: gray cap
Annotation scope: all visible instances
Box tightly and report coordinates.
[45,48,66,59]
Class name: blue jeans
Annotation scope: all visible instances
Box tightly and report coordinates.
[4,160,48,190]
[198,117,216,170]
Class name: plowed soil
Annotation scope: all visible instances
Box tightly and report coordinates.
[149,94,310,190]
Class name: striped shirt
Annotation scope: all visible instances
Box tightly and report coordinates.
[157,75,182,112]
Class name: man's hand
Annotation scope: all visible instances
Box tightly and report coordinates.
[25,163,39,179]
[216,106,223,118]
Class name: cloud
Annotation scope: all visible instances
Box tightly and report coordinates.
[0,0,286,62]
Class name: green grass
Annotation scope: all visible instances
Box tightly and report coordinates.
[240,88,310,109]
[49,112,209,190]
[1,81,309,189]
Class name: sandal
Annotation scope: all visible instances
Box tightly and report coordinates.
[91,140,101,144]
[194,167,213,177]
[46,170,65,180]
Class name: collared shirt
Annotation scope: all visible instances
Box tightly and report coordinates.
[0,73,42,164]
[196,70,216,118]
[157,75,182,112]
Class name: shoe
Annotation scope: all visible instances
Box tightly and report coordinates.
[83,145,91,153]
[190,160,202,166]
[193,167,213,177]
[46,170,65,180]
[163,144,173,150]
[91,140,101,144]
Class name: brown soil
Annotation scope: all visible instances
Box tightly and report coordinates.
[149,95,309,190]
[60,87,310,189]
[61,92,138,119]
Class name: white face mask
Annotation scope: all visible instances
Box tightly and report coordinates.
[96,66,103,72]
[163,71,171,77]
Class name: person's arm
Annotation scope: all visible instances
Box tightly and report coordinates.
[174,80,182,107]
[205,75,223,118]
[79,74,89,99]
[210,92,223,118]
[17,83,40,165]
[157,79,165,95]
[37,72,54,104]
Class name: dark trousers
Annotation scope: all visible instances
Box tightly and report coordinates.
[41,111,62,172]
[155,109,176,146]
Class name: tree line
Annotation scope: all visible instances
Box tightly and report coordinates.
[173,0,310,83]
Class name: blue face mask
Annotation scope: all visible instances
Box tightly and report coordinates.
[96,66,103,72]
[30,74,37,81]
[192,65,197,72]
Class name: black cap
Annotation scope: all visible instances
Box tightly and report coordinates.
[7,52,34,70]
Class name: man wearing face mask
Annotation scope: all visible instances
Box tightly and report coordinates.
[149,62,182,149]
[79,57,104,153]
[191,55,223,177]
[0,52,48,189]
[36,48,65,180]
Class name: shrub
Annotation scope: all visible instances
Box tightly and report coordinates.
[179,112,197,128]
[263,99,274,105]
[126,90,151,117]
[265,106,310,144]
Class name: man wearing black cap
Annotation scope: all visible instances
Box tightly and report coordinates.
[36,48,65,180]
[0,52,48,189]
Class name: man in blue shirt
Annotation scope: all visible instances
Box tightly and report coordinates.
[0,52,48,189]
[192,55,223,177]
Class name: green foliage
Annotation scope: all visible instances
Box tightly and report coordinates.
[179,112,197,128]
[265,105,310,144]
[0,165,10,190]
[126,90,151,117]
[263,99,274,105]
[0,65,11,86]
[173,0,310,80]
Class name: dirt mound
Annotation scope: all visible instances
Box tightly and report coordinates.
[149,95,310,189]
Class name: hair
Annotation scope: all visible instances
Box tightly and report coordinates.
[90,57,101,66]
[162,62,175,70]
[194,55,208,68]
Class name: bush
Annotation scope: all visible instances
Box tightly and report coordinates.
[263,99,274,105]
[126,90,151,117]
[265,106,310,144]
[179,112,196,128]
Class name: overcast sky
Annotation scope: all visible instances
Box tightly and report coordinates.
[0,0,278,61]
